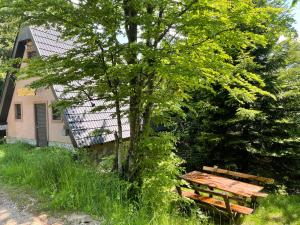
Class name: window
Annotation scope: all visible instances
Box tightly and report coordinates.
[15,104,22,120]
[26,41,36,59]
[27,51,37,59]
[52,106,62,121]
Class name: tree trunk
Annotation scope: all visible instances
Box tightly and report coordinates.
[114,95,123,175]
[123,0,140,180]
[125,91,142,179]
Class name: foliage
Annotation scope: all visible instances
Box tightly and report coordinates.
[0,0,291,182]
[0,9,19,61]
[0,143,208,225]
[138,132,183,214]
[0,9,20,92]
[176,1,300,191]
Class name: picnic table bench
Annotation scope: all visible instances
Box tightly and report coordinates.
[177,166,274,218]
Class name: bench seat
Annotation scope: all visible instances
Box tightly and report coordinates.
[181,190,254,215]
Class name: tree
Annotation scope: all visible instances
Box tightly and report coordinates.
[177,1,300,191]
[0,0,290,195]
[0,13,20,93]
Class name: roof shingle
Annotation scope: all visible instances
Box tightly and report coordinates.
[30,27,130,147]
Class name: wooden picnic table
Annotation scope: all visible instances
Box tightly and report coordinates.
[181,171,266,198]
[178,167,272,217]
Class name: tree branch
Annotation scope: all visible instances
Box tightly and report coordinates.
[153,0,197,47]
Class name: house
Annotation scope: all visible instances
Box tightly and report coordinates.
[0,26,130,150]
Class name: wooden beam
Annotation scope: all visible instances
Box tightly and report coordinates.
[182,176,253,198]
[181,191,254,215]
[203,166,274,184]
[190,185,245,202]
[252,192,268,198]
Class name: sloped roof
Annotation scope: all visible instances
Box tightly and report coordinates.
[53,85,130,148]
[30,27,74,57]
[3,26,130,147]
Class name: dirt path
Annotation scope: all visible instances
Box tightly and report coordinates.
[0,189,63,225]
[0,186,102,225]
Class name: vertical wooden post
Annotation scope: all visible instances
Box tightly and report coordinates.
[176,186,182,197]
[213,165,218,170]
[209,187,214,197]
[251,196,257,211]
[223,195,232,215]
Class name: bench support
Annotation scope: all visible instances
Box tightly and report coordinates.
[223,195,232,215]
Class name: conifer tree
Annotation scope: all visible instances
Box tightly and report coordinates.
[177,1,300,190]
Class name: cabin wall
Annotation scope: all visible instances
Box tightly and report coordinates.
[6,79,73,148]
[6,42,73,149]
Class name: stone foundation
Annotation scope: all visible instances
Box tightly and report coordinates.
[6,137,74,150]
[6,137,36,146]
[48,141,74,150]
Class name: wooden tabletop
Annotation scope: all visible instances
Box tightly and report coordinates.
[181,171,265,198]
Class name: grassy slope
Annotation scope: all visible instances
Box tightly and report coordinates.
[0,143,206,225]
[242,195,300,225]
[0,143,299,225]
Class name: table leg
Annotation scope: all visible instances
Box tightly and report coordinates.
[209,187,214,197]
[192,184,201,195]
[223,195,232,216]
[251,196,257,210]
[239,197,245,206]
[176,186,182,197]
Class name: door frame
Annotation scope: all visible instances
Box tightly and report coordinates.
[33,101,49,147]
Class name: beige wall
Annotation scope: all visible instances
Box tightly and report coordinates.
[6,42,72,147]
[7,79,72,146]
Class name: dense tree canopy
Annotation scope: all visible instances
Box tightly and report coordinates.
[0,13,19,92]
[176,1,300,191]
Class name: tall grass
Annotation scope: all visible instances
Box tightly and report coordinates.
[242,194,300,225]
[0,143,207,225]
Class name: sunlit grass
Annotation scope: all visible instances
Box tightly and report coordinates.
[2,143,297,225]
[0,143,207,225]
[242,194,300,225]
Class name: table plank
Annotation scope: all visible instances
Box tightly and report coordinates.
[181,171,264,198]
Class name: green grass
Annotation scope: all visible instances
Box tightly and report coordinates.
[1,143,298,225]
[242,195,300,225]
[0,143,207,225]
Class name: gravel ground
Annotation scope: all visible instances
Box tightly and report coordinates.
[0,189,63,225]
[0,188,101,225]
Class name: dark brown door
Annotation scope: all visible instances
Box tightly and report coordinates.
[34,104,48,147]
